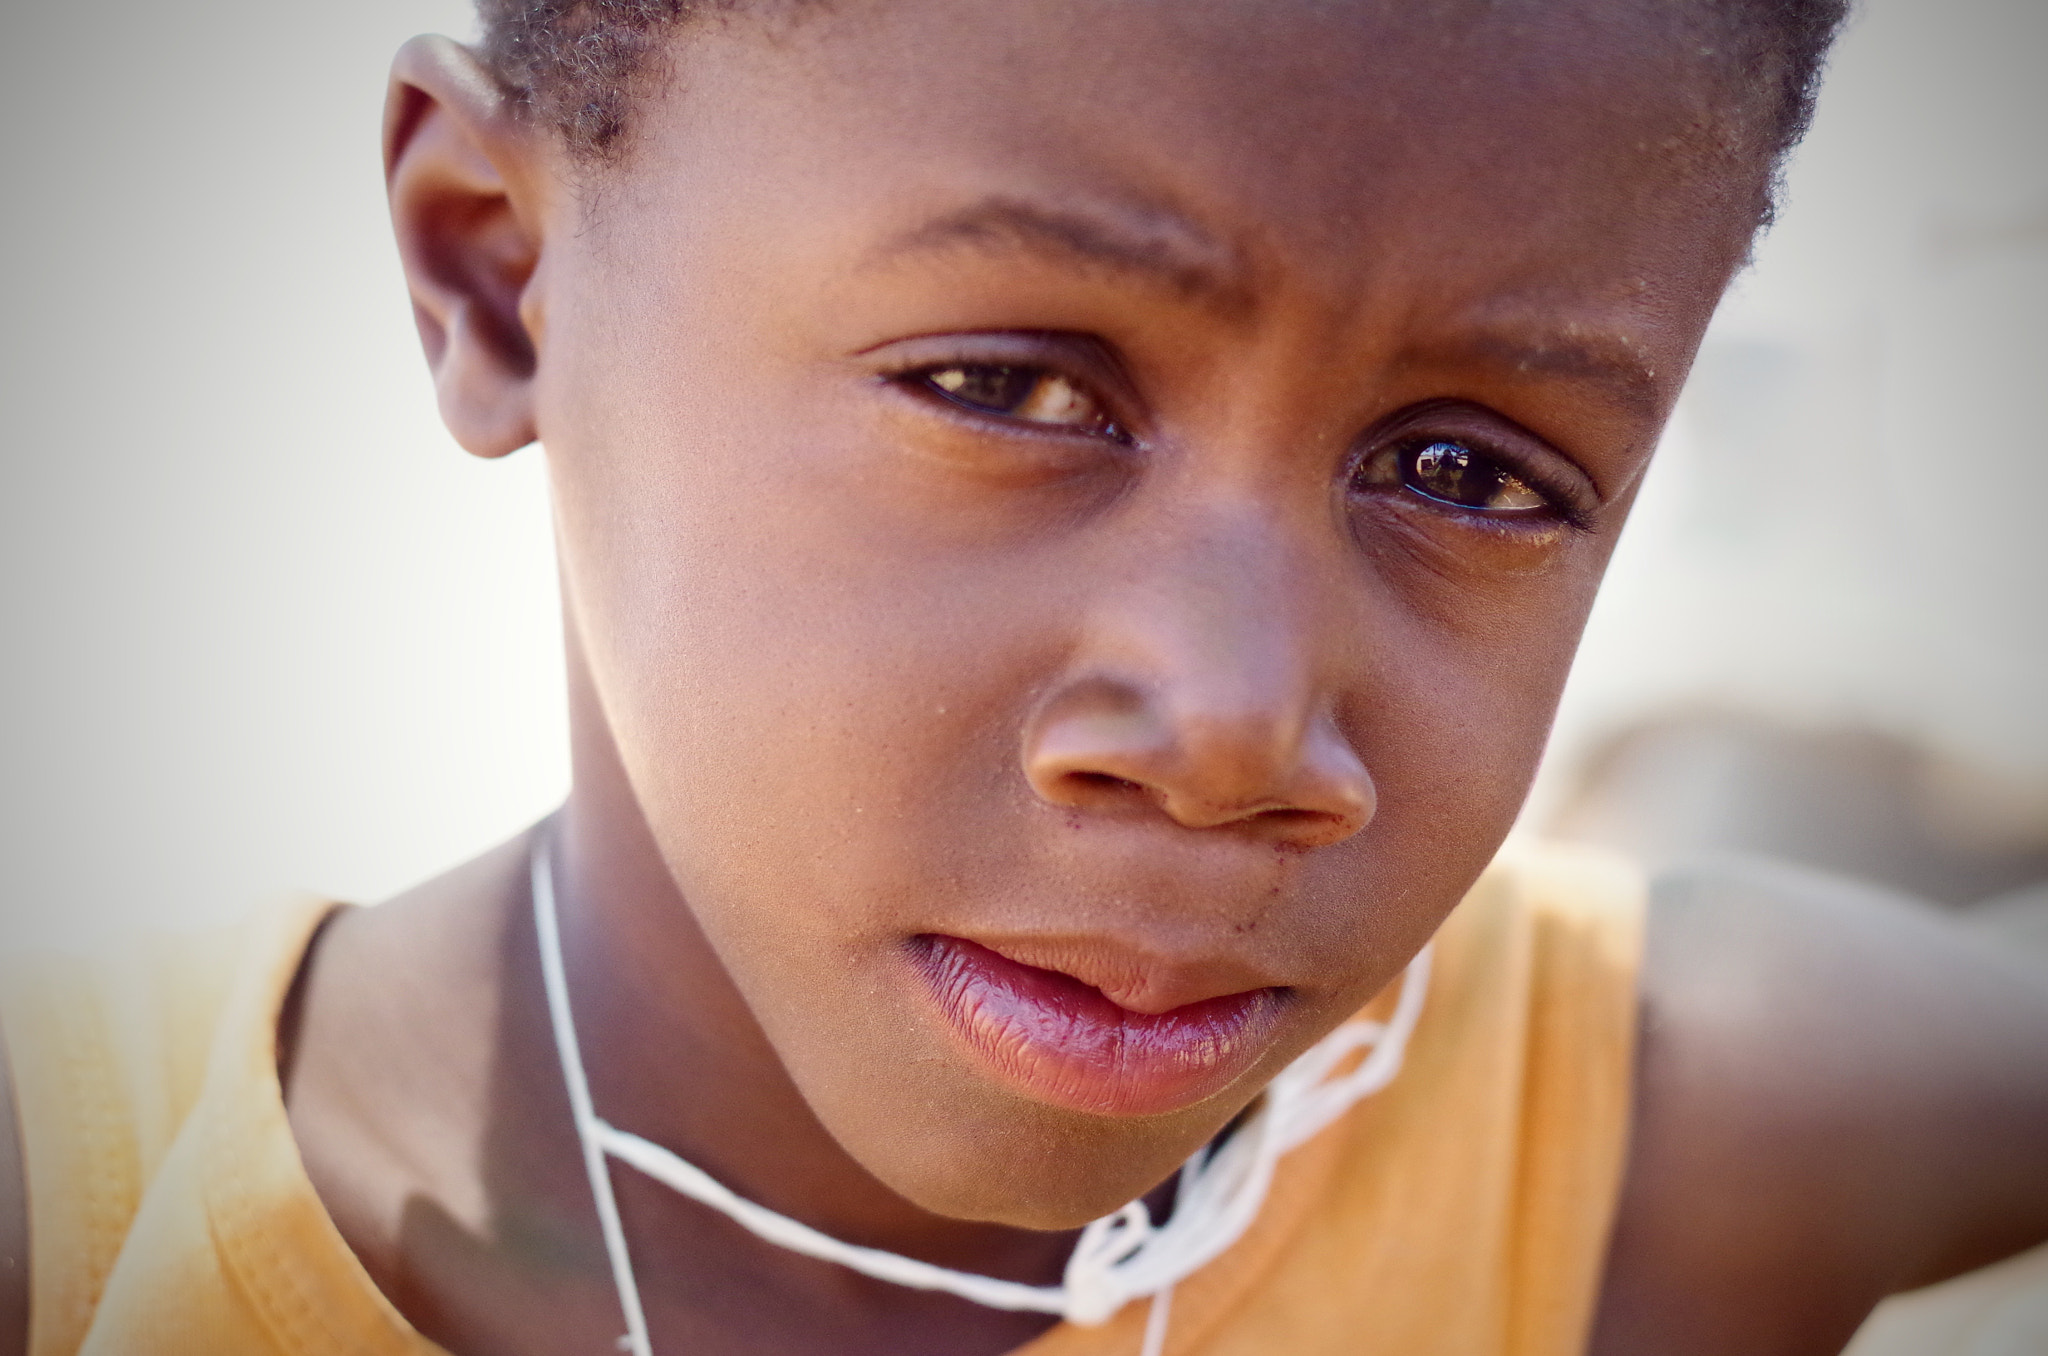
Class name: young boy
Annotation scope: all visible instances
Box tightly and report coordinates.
[3,1,2045,1353]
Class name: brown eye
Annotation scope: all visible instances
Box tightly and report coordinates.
[923,365,1122,439]
[1357,440,1550,513]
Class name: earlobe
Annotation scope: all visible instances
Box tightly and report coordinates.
[385,35,548,459]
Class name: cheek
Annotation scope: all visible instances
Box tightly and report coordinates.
[550,413,1052,941]
[537,301,1084,946]
[1358,620,1572,839]
[1319,546,1606,922]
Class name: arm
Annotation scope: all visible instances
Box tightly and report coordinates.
[0,1035,26,1356]
[1590,858,2048,1356]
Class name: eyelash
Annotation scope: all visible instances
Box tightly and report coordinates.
[900,361,1132,444]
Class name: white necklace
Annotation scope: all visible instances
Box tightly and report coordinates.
[532,834,1431,1356]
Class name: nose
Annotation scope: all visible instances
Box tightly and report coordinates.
[1021,518,1374,850]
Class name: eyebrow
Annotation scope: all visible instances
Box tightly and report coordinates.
[873,200,1667,419]
[1423,326,1667,421]
[870,196,1250,315]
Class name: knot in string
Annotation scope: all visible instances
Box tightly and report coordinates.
[1063,1199,1159,1324]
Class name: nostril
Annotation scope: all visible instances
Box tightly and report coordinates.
[1071,772,1144,794]
[1059,771,1156,809]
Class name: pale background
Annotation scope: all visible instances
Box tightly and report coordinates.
[0,0,2045,1347]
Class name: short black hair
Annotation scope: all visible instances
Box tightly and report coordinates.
[477,0,1849,179]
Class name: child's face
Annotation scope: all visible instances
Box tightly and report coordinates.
[527,0,1756,1226]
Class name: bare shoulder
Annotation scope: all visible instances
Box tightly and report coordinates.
[1590,857,2048,1356]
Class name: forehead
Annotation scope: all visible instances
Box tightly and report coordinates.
[590,0,1757,410]
[637,0,1750,228]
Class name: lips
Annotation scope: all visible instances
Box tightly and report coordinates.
[911,934,1285,1117]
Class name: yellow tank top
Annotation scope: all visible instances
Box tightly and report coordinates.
[0,844,1643,1356]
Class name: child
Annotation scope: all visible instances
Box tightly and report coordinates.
[3,0,2045,1353]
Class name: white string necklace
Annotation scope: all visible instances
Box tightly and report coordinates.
[532,834,1431,1356]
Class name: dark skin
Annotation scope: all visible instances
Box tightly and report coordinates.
[3,1,2045,1353]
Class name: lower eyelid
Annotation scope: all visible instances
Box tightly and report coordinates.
[1369,496,1578,558]
[1350,466,1575,534]
[1408,491,1586,538]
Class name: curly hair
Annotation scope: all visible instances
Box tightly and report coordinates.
[477,0,1849,175]
[476,0,710,158]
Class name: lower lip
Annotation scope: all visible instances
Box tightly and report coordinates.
[911,935,1284,1117]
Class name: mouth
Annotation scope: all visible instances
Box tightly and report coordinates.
[910,934,1287,1117]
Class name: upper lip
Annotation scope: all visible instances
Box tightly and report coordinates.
[950,932,1288,1014]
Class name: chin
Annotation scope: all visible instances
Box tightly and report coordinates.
[817,1050,1250,1230]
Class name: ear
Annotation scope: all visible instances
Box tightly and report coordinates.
[385,35,549,459]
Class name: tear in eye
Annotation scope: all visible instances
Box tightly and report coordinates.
[923,365,1120,438]
[1357,440,1550,513]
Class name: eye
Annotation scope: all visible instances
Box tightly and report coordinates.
[1355,439,1552,514]
[920,364,1125,440]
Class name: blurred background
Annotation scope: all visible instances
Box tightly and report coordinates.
[0,0,2044,1347]
[1526,0,2048,945]
[0,0,544,947]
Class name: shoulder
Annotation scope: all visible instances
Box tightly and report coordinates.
[0,903,324,1356]
[1447,840,1647,996]
[1592,857,2048,1355]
